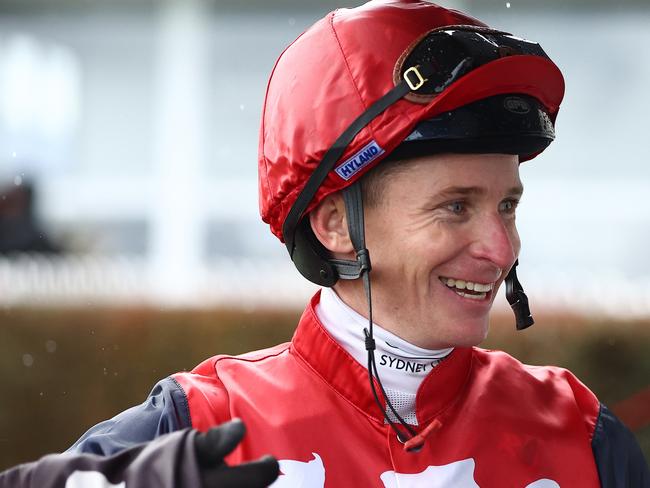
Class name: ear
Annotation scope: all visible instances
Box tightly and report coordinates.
[309,193,354,255]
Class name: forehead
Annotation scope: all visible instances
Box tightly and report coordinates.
[383,153,522,197]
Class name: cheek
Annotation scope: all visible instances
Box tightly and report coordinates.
[421,223,473,257]
[408,230,467,278]
[370,231,436,282]
[510,222,521,255]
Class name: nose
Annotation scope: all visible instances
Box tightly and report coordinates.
[469,213,519,271]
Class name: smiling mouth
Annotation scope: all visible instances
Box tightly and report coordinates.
[438,276,495,301]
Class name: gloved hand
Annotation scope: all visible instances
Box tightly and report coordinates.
[194,419,279,488]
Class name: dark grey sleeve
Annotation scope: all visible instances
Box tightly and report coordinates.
[0,429,202,488]
[592,403,650,488]
[67,376,192,456]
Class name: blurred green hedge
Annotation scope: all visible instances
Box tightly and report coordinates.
[0,306,648,470]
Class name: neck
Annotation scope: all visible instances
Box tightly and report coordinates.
[333,279,451,349]
[316,287,453,424]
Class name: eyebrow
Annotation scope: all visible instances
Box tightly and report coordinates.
[436,185,524,199]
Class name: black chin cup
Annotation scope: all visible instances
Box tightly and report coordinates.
[291,219,338,286]
[505,260,534,330]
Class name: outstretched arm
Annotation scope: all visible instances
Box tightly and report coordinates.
[68,377,192,456]
[1,420,279,488]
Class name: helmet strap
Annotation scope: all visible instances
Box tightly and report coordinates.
[341,182,424,451]
[282,61,440,262]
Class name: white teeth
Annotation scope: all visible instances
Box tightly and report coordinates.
[440,276,494,294]
[458,291,487,300]
[474,283,492,292]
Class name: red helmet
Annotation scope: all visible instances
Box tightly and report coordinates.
[258,0,564,243]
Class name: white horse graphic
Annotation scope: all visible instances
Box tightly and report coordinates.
[381,458,560,488]
[381,459,479,488]
[269,453,560,487]
[270,452,325,488]
[65,471,125,488]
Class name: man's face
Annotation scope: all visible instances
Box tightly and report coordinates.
[346,153,522,349]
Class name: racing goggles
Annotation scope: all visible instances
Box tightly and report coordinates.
[395,26,554,100]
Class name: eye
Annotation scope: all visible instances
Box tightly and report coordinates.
[499,198,519,214]
[445,201,466,215]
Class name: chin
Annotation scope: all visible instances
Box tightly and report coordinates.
[444,319,490,348]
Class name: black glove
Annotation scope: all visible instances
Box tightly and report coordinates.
[194,419,279,488]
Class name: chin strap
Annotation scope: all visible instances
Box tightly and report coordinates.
[505,259,534,330]
[342,183,426,452]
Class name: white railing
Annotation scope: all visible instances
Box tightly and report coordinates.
[0,254,148,306]
[1,254,650,318]
[0,254,317,308]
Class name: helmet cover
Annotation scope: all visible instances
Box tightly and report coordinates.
[258,0,565,241]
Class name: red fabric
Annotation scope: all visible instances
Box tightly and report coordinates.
[258,0,565,240]
[173,292,602,486]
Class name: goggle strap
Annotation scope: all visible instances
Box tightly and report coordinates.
[282,63,435,257]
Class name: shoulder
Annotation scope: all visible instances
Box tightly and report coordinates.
[176,341,291,384]
[172,342,292,432]
[471,347,600,437]
[591,403,650,487]
[68,377,192,455]
[68,343,293,455]
[471,346,596,395]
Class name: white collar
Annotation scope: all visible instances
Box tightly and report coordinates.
[315,287,453,394]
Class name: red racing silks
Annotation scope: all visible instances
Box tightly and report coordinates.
[173,292,601,487]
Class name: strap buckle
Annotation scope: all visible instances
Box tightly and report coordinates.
[403,65,427,91]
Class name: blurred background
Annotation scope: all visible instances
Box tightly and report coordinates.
[1,0,649,469]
